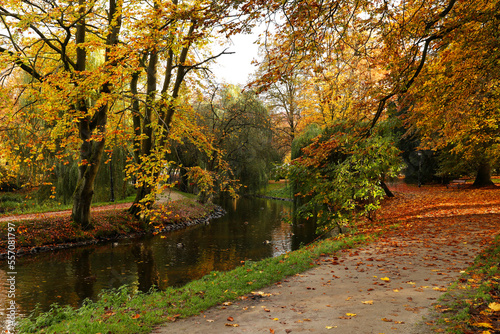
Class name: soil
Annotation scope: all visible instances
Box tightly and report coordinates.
[151,186,500,334]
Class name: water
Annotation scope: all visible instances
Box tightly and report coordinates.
[0,197,316,325]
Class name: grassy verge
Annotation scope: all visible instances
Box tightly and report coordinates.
[0,199,215,254]
[18,231,378,333]
[260,180,293,199]
[0,191,136,216]
[420,235,500,333]
[0,188,194,216]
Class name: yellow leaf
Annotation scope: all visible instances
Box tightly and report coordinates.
[325,326,337,329]
[362,300,374,305]
[346,313,357,317]
[381,318,393,322]
[380,277,390,281]
[488,302,500,312]
[473,323,493,329]
[273,318,279,321]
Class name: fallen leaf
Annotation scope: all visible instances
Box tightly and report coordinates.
[382,318,393,322]
[131,314,141,319]
[473,322,494,329]
[270,329,275,334]
[273,318,279,321]
[380,277,390,281]
[488,302,500,312]
[206,320,214,323]
[325,325,337,329]
[227,317,234,322]
[346,313,357,317]
[223,302,233,306]
[225,323,239,327]
[362,300,374,305]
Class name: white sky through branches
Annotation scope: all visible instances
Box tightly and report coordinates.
[211,31,262,86]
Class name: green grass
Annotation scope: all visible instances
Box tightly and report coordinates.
[0,187,196,216]
[0,192,137,216]
[18,232,378,333]
[261,180,293,199]
[421,235,500,333]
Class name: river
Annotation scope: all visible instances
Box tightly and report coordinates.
[0,196,316,327]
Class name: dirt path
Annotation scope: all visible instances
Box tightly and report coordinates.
[0,189,186,223]
[152,187,500,333]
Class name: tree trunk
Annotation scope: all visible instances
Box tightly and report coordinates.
[71,0,121,228]
[72,128,106,229]
[473,161,495,187]
[380,180,395,197]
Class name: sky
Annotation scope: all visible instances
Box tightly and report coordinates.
[210,31,263,86]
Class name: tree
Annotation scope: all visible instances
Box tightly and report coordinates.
[290,120,401,233]
[404,0,500,187]
[126,0,263,216]
[0,0,124,229]
[172,84,279,201]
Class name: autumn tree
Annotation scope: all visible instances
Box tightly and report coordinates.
[290,120,401,233]
[125,0,263,216]
[0,0,126,229]
[404,0,500,187]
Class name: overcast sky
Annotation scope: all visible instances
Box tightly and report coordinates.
[210,31,263,86]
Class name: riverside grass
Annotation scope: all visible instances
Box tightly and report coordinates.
[19,233,374,333]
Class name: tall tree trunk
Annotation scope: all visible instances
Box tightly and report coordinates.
[473,161,495,187]
[129,44,158,217]
[72,0,121,228]
[72,113,107,229]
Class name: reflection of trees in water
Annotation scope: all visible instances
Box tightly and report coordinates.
[73,248,95,302]
[1,197,317,322]
[132,243,160,292]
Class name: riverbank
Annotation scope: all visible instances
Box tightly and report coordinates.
[0,197,222,258]
[16,186,500,333]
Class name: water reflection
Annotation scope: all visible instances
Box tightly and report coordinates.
[0,197,316,325]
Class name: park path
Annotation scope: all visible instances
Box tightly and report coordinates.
[151,186,500,334]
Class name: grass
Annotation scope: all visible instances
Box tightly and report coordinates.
[420,235,500,333]
[260,180,293,199]
[18,231,378,333]
[0,187,196,216]
[0,191,136,216]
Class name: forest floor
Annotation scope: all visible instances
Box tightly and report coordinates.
[152,184,500,334]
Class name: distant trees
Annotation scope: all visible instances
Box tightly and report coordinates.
[172,85,281,201]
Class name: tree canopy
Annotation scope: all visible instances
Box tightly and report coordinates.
[0,0,499,228]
